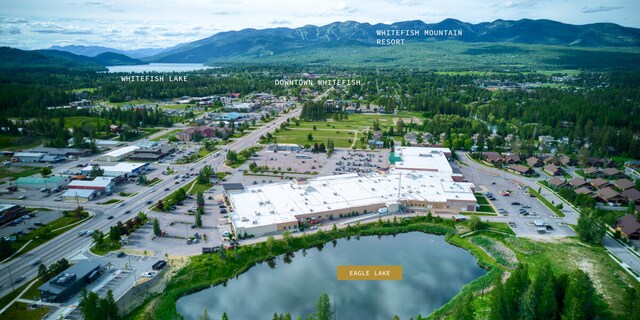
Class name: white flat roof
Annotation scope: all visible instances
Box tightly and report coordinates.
[393,147,452,173]
[229,169,475,230]
[63,189,96,198]
[68,177,114,188]
[82,163,147,173]
[103,146,139,158]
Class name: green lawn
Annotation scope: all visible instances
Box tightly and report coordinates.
[184,179,212,195]
[99,199,123,205]
[0,166,41,180]
[90,235,122,256]
[107,99,154,107]
[71,87,97,93]
[1,302,51,320]
[56,116,110,129]
[151,129,182,141]
[0,278,47,318]
[160,104,195,110]
[273,128,355,148]
[0,134,42,151]
[527,187,566,217]
[227,146,263,168]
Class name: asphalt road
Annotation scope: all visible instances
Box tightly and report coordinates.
[0,106,301,299]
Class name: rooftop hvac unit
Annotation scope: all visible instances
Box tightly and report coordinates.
[242,217,249,222]
[371,188,376,191]
[323,201,327,204]
[253,220,258,224]
[256,212,261,216]
[259,201,264,205]
[270,210,275,214]
[333,192,338,196]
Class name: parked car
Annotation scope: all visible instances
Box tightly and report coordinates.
[116,252,126,258]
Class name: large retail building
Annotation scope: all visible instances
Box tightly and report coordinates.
[227,147,476,237]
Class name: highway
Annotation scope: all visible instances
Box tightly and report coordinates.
[0,106,301,299]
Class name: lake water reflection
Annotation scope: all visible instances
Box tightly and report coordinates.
[176,232,485,320]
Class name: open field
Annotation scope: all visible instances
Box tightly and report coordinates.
[54,116,110,129]
[0,135,41,151]
[106,99,155,107]
[0,166,41,180]
[273,114,406,148]
[151,129,182,141]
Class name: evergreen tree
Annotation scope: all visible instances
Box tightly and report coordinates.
[200,308,211,320]
[314,293,333,320]
[221,312,229,320]
[153,218,161,236]
[576,208,606,245]
[195,209,203,228]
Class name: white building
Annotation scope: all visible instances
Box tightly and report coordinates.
[96,146,140,162]
[228,147,476,237]
[81,163,148,178]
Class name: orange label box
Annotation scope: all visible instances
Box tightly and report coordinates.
[336,265,402,281]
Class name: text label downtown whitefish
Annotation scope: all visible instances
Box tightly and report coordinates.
[375,29,463,45]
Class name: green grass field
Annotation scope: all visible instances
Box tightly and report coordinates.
[107,99,154,107]
[274,114,406,147]
[160,104,195,110]
[55,116,110,129]
[0,134,42,151]
[0,166,41,180]
[151,129,182,141]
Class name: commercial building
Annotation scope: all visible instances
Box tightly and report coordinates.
[61,189,97,201]
[15,176,70,190]
[128,145,175,161]
[214,112,245,122]
[12,152,45,163]
[228,147,475,237]
[81,163,148,178]
[68,177,115,194]
[31,147,92,158]
[39,260,105,303]
[96,146,139,162]
[390,147,452,173]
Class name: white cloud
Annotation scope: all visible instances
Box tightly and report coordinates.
[581,6,624,14]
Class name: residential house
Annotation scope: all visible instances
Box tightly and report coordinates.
[623,188,640,204]
[483,152,502,164]
[569,177,590,189]
[508,164,534,176]
[176,126,231,142]
[586,157,605,168]
[548,177,568,189]
[544,164,562,176]
[596,187,625,204]
[538,135,555,150]
[526,156,543,167]
[614,179,635,191]
[574,187,593,195]
[590,178,611,190]
[560,155,574,166]
[542,155,556,165]
[110,124,122,133]
[503,154,520,164]
[583,167,601,177]
[615,215,640,240]
[603,168,624,179]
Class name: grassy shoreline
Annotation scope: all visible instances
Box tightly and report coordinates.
[127,215,638,319]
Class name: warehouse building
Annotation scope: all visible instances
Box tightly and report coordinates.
[67,177,115,195]
[96,146,139,162]
[81,163,148,178]
[61,189,97,201]
[228,147,475,237]
[39,260,105,303]
[15,176,70,190]
[12,152,45,163]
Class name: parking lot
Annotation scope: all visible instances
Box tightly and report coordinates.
[455,162,575,238]
[0,209,66,239]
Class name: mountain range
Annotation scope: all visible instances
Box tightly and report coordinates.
[48,44,183,59]
[0,47,146,70]
[146,18,640,63]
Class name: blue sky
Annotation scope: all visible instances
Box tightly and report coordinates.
[0,0,638,50]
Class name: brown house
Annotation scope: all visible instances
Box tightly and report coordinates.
[526,156,543,167]
[614,179,635,191]
[574,187,593,195]
[616,215,640,240]
[603,167,623,178]
[503,154,521,164]
[623,188,640,204]
[569,177,590,189]
[591,178,611,189]
[548,177,568,188]
[597,187,625,204]
[544,164,562,176]
[583,167,601,177]
[560,155,574,166]
[484,152,502,163]
[508,164,534,176]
